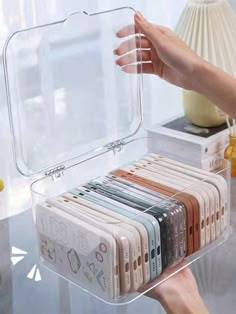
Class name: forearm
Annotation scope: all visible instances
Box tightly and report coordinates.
[193,60,236,118]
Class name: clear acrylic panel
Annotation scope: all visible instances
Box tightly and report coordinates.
[3,7,142,176]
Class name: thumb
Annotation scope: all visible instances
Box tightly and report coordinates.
[134,12,163,48]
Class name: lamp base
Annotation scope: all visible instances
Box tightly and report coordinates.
[183,91,226,128]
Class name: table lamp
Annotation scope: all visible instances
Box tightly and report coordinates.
[176,0,236,127]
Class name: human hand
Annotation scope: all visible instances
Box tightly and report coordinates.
[139,262,209,314]
[114,11,203,91]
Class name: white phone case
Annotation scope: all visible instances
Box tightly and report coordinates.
[36,202,119,299]
[47,195,130,294]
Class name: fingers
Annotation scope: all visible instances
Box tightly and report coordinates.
[122,63,154,74]
[116,24,140,38]
[138,261,188,295]
[116,19,173,38]
[116,50,151,66]
[114,37,151,56]
[134,12,165,49]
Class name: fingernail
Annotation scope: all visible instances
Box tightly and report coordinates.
[136,11,145,22]
[115,31,121,38]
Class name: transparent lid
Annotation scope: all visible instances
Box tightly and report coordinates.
[3,7,142,176]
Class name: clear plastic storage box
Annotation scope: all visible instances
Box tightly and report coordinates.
[3,7,231,305]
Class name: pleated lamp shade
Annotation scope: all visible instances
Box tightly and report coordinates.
[175,0,236,127]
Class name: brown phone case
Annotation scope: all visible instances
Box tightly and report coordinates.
[112,169,200,255]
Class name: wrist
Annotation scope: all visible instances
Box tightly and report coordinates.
[191,58,214,95]
[159,290,209,314]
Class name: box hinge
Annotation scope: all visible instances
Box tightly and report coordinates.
[45,165,65,180]
[106,140,124,154]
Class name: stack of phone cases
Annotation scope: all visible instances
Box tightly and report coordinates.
[36,153,228,301]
